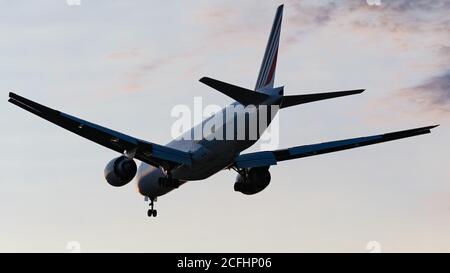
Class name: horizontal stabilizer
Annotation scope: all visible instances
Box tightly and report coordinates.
[200,77,270,105]
[280,89,365,108]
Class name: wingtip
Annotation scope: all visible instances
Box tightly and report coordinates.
[429,124,440,129]
[418,124,439,133]
[9,92,26,102]
[349,89,365,94]
[276,4,284,13]
[8,92,20,101]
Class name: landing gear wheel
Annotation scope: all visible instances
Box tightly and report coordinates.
[147,209,157,217]
[147,197,158,217]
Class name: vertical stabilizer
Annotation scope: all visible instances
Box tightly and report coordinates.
[255,5,283,91]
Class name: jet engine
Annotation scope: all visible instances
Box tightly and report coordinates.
[234,167,271,195]
[104,156,137,187]
[137,165,169,198]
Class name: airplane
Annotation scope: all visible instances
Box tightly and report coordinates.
[8,4,437,217]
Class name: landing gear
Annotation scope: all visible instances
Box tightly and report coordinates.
[147,208,157,217]
[147,197,157,217]
[145,169,177,218]
[231,166,248,182]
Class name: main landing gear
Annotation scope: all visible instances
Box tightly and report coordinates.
[146,169,180,218]
[147,197,157,217]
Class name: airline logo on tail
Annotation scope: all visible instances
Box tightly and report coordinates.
[255,5,283,91]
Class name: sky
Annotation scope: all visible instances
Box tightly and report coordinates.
[0,0,449,252]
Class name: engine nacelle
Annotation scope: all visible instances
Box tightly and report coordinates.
[104,156,137,187]
[137,165,168,198]
[234,167,271,195]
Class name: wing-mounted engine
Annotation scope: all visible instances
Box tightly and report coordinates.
[104,156,137,187]
[234,167,271,195]
[137,165,170,198]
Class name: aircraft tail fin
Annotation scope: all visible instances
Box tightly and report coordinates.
[255,4,283,92]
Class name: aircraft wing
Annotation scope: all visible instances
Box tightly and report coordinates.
[234,125,438,168]
[8,92,191,169]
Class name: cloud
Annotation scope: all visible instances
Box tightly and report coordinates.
[436,45,450,59]
[282,1,337,46]
[343,0,450,34]
[107,46,205,93]
[282,0,450,49]
[377,0,450,12]
[289,1,337,26]
[205,1,450,114]
[103,1,450,109]
[434,45,450,68]
[105,49,140,60]
[400,70,450,113]
[331,0,450,114]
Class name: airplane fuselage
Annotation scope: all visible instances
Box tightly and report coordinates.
[136,100,280,197]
